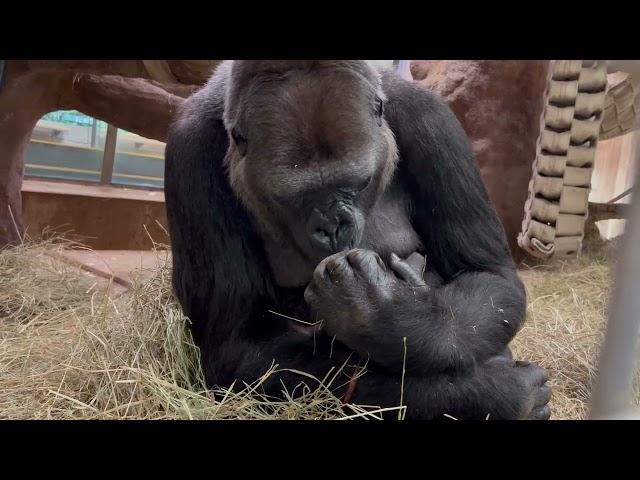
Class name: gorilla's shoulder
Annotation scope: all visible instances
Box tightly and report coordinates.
[171,61,232,133]
[380,69,448,110]
[380,69,460,125]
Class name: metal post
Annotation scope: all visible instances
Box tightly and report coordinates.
[90,118,97,148]
[589,132,640,419]
[100,125,117,185]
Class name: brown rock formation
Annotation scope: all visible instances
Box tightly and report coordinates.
[411,60,550,260]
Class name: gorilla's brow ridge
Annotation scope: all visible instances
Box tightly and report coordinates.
[253,71,290,85]
[250,63,380,92]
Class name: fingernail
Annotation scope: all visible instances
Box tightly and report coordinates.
[390,253,399,261]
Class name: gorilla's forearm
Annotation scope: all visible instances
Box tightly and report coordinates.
[305,249,526,377]
[342,269,527,376]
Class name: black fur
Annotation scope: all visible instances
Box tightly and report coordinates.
[164,61,551,420]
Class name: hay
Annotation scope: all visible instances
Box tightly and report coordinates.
[0,235,636,419]
[513,236,640,419]
[0,237,396,420]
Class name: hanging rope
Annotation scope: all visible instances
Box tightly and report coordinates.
[518,60,609,259]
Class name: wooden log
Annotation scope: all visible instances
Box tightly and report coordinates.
[0,68,188,248]
[56,72,185,142]
[0,71,59,247]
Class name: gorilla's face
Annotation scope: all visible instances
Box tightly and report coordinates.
[224,61,398,264]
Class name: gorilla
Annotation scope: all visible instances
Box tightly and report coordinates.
[164,60,551,420]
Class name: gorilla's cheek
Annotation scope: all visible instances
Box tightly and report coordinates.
[226,154,247,199]
[228,159,280,238]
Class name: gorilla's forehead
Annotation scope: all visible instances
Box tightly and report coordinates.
[223,60,382,128]
[230,60,380,89]
[222,60,392,200]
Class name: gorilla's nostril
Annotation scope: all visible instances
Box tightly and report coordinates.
[338,223,351,236]
[306,205,360,255]
[309,229,335,253]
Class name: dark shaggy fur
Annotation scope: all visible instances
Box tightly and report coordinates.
[164,60,551,420]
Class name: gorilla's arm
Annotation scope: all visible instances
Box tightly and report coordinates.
[304,73,528,375]
[304,249,525,375]
[384,71,527,368]
[164,86,280,385]
[382,72,516,279]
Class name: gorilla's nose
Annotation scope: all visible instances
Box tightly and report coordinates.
[307,204,358,254]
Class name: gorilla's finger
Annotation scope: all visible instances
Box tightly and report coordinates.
[311,260,329,284]
[529,404,551,420]
[534,384,552,408]
[485,355,515,368]
[346,248,380,266]
[516,361,548,387]
[405,252,427,275]
[532,365,549,385]
[326,254,354,283]
[389,253,427,287]
[303,292,315,309]
[346,249,386,279]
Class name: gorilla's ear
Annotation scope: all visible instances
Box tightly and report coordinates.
[381,73,513,279]
[164,89,275,348]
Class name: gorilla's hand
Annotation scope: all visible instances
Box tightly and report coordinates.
[303,249,428,361]
[303,249,551,420]
[481,356,552,420]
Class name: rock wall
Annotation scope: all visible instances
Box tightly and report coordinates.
[411,60,549,259]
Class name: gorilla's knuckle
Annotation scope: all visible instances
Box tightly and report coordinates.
[326,256,352,279]
[311,266,326,284]
[303,286,318,305]
[347,248,382,269]
[538,405,552,420]
[538,384,552,405]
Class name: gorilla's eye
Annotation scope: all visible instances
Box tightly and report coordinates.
[374,96,384,126]
[357,175,374,192]
[231,127,248,156]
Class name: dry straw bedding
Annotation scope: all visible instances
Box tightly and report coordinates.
[0,237,637,419]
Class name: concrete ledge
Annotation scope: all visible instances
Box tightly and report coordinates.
[22,178,165,203]
[21,178,168,250]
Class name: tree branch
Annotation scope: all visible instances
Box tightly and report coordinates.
[16,60,150,79]
[56,72,185,141]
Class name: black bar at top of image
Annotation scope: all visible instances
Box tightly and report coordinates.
[4,12,639,61]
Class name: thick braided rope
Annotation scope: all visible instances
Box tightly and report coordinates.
[518,60,608,259]
[600,76,638,140]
